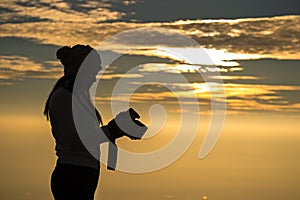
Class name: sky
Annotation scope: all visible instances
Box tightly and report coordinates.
[0,0,299,200]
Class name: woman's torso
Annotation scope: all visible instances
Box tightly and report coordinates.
[49,87,100,170]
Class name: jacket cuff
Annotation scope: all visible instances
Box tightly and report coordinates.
[107,142,118,171]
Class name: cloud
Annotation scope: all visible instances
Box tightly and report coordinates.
[1,3,299,60]
[94,78,300,113]
[0,55,61,83]
[165,15,300,60]
[96,73,143,80]
[217,83,300,112]
[0,2,299,114]
[0,0,124,23]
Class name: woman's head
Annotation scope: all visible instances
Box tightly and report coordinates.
[44,44,102,120]
[56,44,102,89]
[56,44,101,78]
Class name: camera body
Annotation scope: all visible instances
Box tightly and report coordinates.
[106,108,147,140]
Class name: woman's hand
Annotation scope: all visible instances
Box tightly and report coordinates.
[102,108,147,142]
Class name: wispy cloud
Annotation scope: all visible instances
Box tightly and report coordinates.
[165,15,300,60]
[94,81,300,113]
[1,3,299,59]
[0,55,61,83]
[0,0,124,23]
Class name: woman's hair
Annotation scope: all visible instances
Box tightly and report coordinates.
[43,45,102,124]
[57,45,93,77]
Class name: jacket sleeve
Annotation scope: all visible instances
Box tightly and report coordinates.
[107,141,118,171]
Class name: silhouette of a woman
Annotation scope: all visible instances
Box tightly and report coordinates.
[44,45,119,200]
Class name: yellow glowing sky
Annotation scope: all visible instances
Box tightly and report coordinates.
[0,1,300,199]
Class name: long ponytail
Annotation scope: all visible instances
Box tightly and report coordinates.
[43,76,74,120]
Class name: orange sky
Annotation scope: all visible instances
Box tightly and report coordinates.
[0,0,299,199]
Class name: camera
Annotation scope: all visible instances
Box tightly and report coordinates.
[103,108,148,170]
[106,108,147,141]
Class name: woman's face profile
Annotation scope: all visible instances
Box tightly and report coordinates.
[77,50,102,89]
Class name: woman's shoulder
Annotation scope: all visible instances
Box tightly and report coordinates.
[49,87,72,107]
[52,87,72,98]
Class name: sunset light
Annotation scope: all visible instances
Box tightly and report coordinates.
[0,0,299,200]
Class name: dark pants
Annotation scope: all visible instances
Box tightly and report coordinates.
[51,164,100,200]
